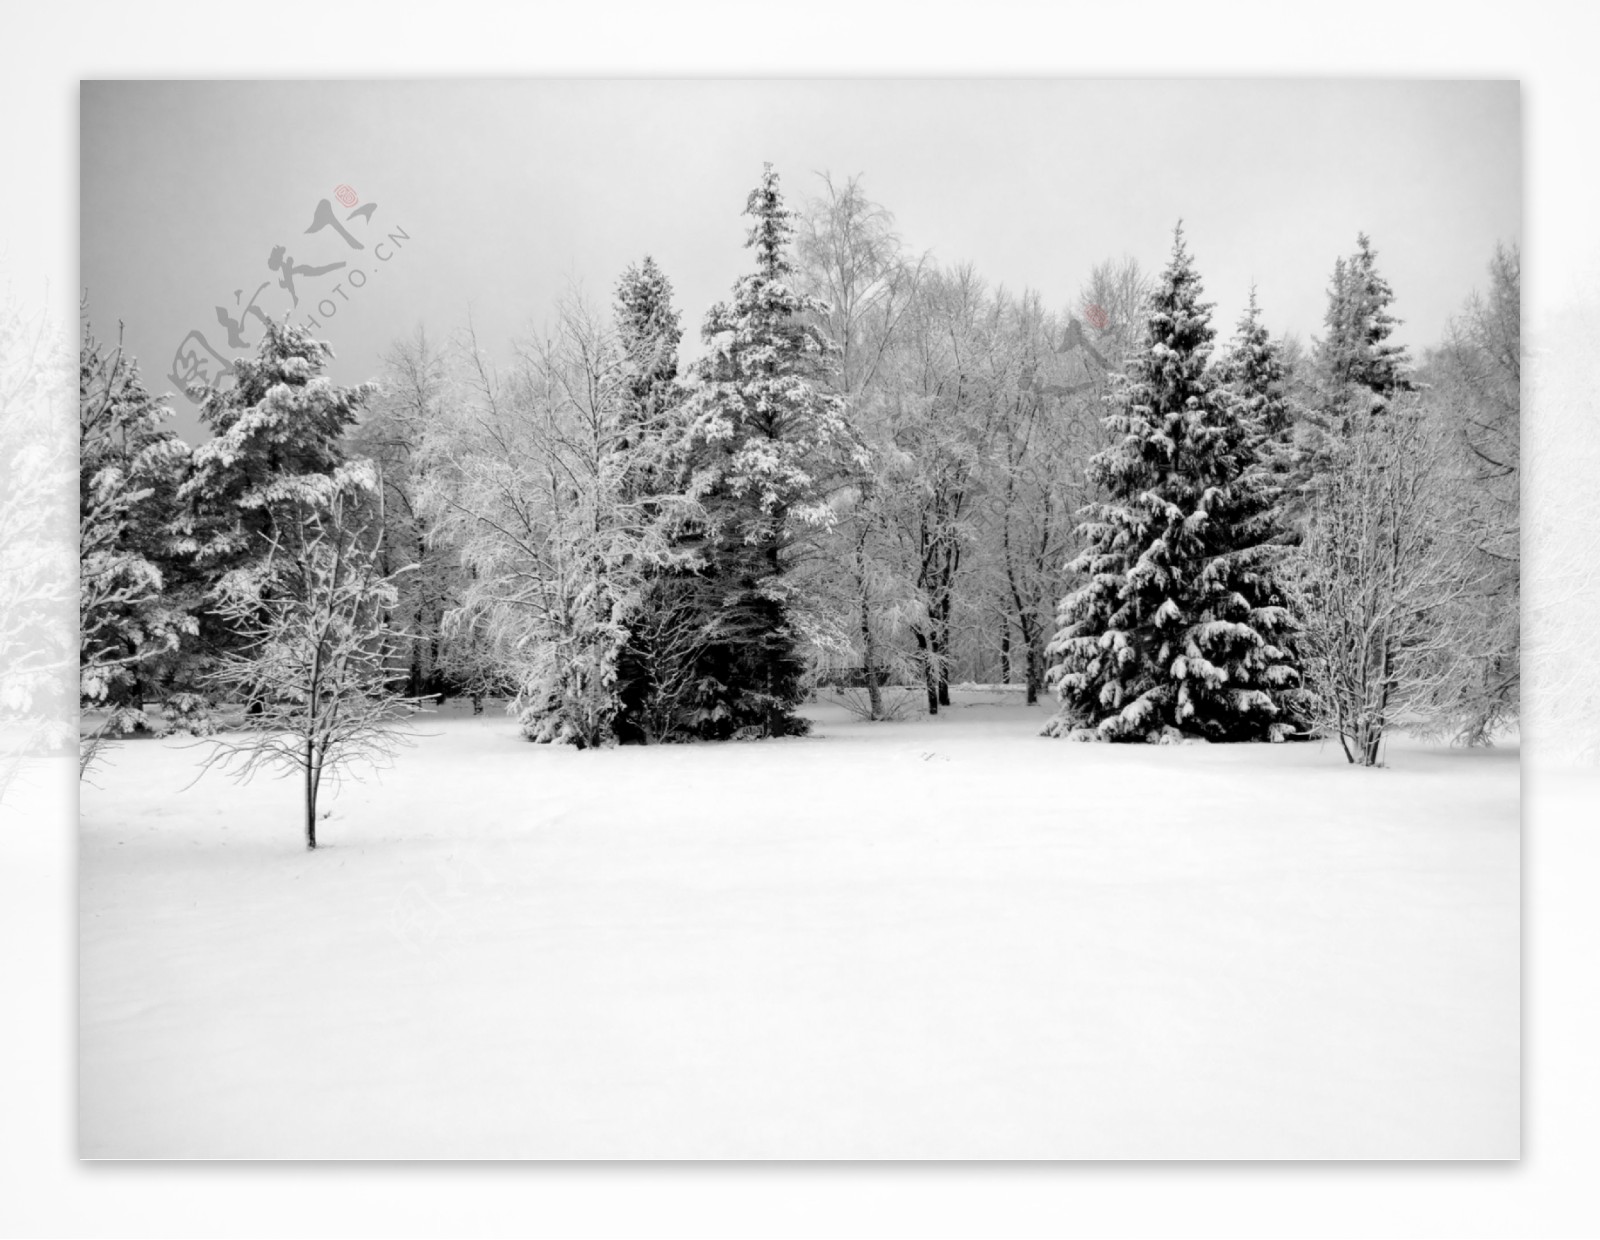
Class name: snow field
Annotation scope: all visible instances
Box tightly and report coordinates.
[78,692,1518,1159]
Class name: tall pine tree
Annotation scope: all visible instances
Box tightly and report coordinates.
[1216,287,1303,510]
[1313,233,1415,430]
[614,255,684,460]
[174,319,377,689]
[1217,287,1293,439]
[78,324,194,725]
[1043,226,1306,743]
[179,318,375,589]
[608,256,698,744]
[678,164,849,739]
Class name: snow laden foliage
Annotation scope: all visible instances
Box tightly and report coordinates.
[1309,234,1416,432]
[0,284,75,788]
[198,485,412,849]
[791,174,930,720]
[676,163,854,739]
[78,325,195,769]
[346,328,469,700]
[419,295,702,749]
[179,319,377,590]
[170,319,377,724]
[1283,405,1485,766]
[608,257,707,744]
[1043,226,1308,743]
[614,255,684,465]
[1416,245,1520,744]
[1215,287,1297,453]
[982,289,1110,706]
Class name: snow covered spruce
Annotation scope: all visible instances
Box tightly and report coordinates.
[1039,227,1308,745]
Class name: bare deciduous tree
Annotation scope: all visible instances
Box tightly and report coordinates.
[197,480,411,848]
[1286,406,1483,765]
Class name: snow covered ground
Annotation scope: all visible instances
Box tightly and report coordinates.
[78,691,1519,1160]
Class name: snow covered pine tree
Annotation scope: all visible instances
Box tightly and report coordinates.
[78,323,195,761]
[175,318,377,695]
[1042,225,1307,743]
[607,256,706,744]
[1309,233,1416,434]
[677,164,850,739]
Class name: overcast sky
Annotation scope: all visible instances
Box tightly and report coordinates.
[80,79,1520,441]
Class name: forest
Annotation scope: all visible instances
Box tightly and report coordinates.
[77,163,1521,838]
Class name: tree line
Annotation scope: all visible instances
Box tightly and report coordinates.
[80,163,1520,808]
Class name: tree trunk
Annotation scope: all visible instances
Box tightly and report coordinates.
[304,741,318,850]
[934,594,952,708]
[999,624,1012,686]
[860,588,884,721]
[914,628,938,716]
[1017,613,1043,705]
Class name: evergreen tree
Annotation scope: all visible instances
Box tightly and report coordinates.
[678,164,849,738]
[174,319,376,686]
[1312,234,1414,429]
[1217,287,1293,439]
[178,318,376,591]
[1042,226,1307,743]
[78,324,194,740]
[609,257,698,743]
[1215,287,1301,512]
[614,255,684,460]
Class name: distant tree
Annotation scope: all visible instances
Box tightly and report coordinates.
[1418,243,1520,743]
[1043,226,1306,743]
[614,255,685,464]
[1216,287,1294,440]
[1312,233,1416,429]
[884,262,1001,714]
[795,173,926,719]
[348,326,464,699]
[967,255,1154,704]
[982,288,1088,704]
[678,163,851,738]
[1214,287,1303,518]
[78,323,194,764]
[1077,255,1153,375]
[198,482,410,849]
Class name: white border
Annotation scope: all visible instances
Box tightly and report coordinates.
[5,3,1598,1236]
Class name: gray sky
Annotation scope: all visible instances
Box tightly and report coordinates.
[80,79,1519,441]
